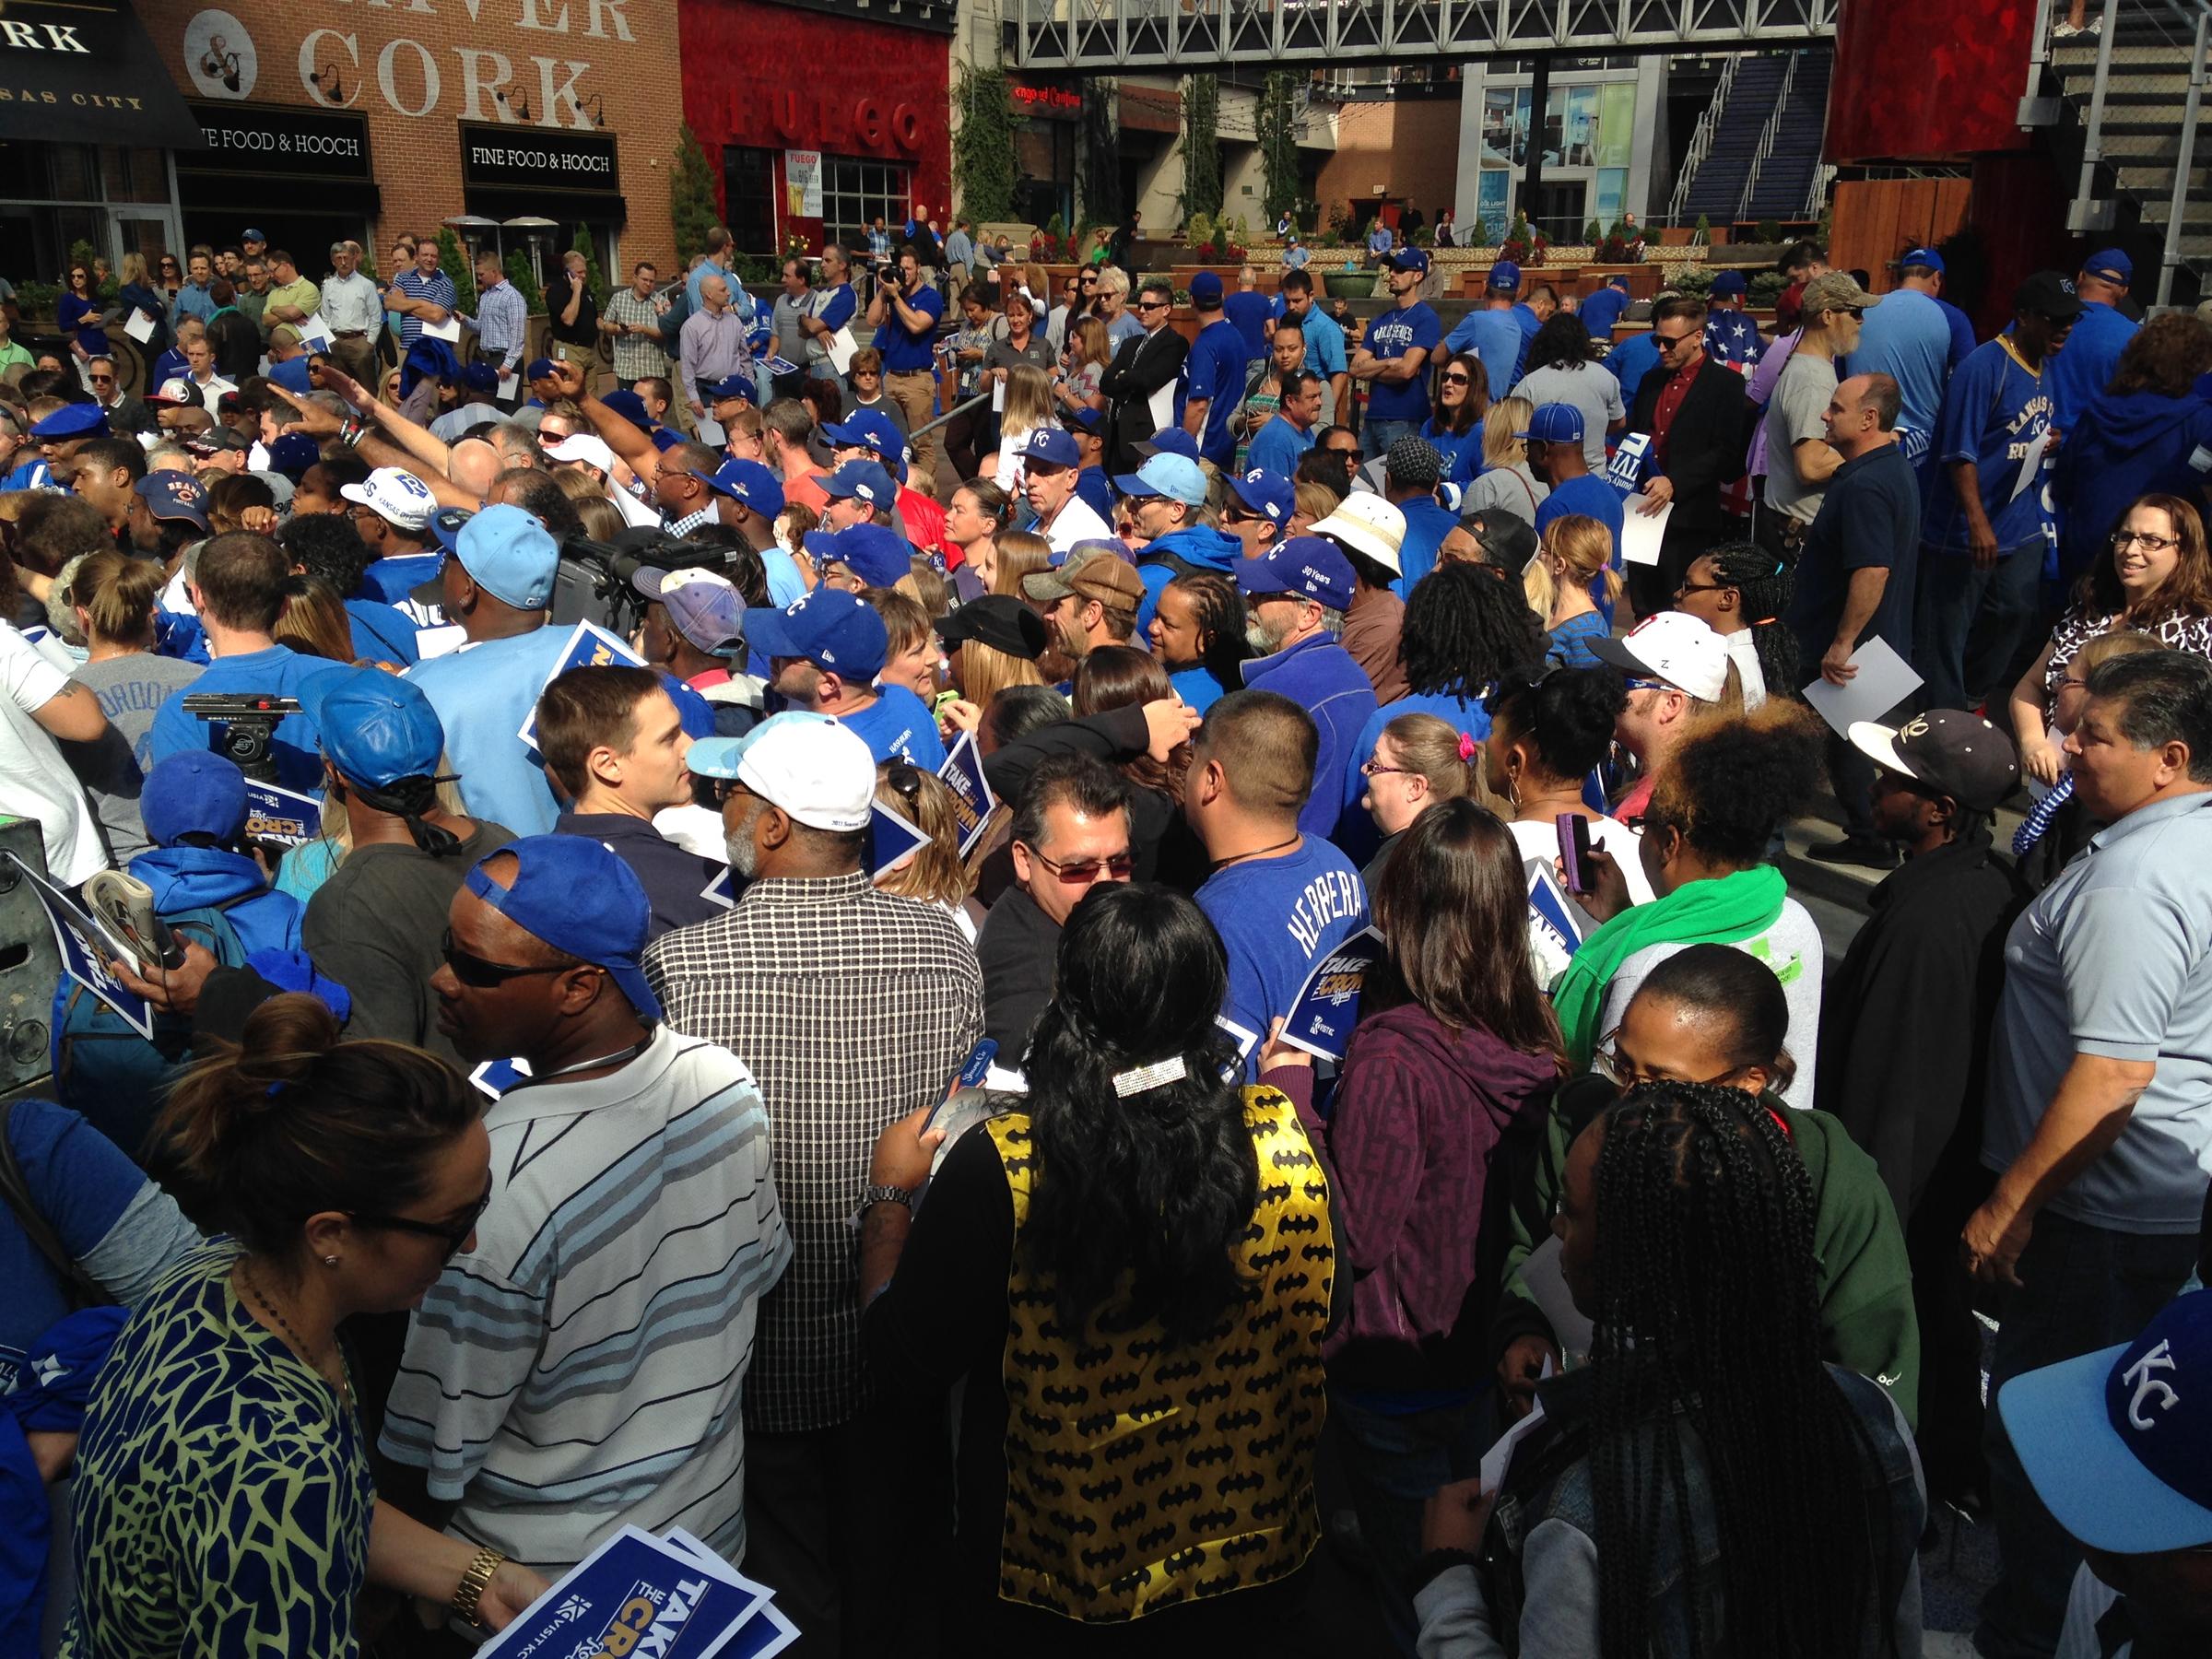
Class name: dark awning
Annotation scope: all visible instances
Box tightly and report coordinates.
[0,0,204,147]
[464,189,629,229]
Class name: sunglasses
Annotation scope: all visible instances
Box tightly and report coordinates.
[1653,330,1700,347]
[88,373,114,384]
[440,926,596,990]
[1441,372,1472,386]
[1028,847,1135,884]
[347,1179,493,1262]
[1135,300,1169,312]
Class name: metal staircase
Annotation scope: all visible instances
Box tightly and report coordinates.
[1005,0,1839,73]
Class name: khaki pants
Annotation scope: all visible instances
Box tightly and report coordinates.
[326,334,377,389]
[885,367,938,485]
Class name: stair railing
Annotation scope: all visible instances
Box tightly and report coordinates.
[1736,52,1804,222]
[1667,53,1742,224]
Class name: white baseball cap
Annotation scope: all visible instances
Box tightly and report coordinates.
[716,711,877,832]
[1311,493,1407,574]
[1588,611,1730,703]
[338,465,437,532]
[543,431,617,474]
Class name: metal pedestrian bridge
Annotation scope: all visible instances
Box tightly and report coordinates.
[1006,0,1839,72]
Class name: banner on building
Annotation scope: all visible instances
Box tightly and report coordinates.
[784,149,823,218]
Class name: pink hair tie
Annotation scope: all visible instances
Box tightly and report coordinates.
[1457,732,1478,761]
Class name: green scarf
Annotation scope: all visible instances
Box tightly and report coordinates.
[1552,865,1789,1069]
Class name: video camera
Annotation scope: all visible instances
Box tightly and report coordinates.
[556,528,741,638]
[183,693,304,784]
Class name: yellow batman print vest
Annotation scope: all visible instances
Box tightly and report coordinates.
[983,1085,1334,1622]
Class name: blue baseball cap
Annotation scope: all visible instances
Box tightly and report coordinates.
[241,227,267,242]
[1232,535,1356,610]
[1487,259,1522,292]
[1899,247,1945,272]
[454,501,559,610]
[1224,466,1294,529]
[460,360,498,395]
[464,836,662,1022]
[134,472,210,532]
[707,373,758,404]
[1388,246,1431,276]
[1709,270,1748,297]
[1114,453,1207,506]
[1134,428,1199,464]
[650,428,685,453]
[525,357,559,382]
[600,388,654,432]
[824,459,897,507]
[1189,270,1224,306]
[428,506,474,553]
[804,523,912,588]
[1020,427,1080,470]
[822,408,902,460]
[310,666,447,789]
[695,456,785,517]
[2083,247,2133,287]
[141,750,247,847]
[265,432,321,479]
[744,586,889,679]
[31,403,105,441]
[1065,404,1105,437]
[1517,403,1586,445]
[1999,1289,2212,1554]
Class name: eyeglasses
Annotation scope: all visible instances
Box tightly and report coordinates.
[1591,1028,1741,1093]
[1360,759,1414,778]
[1026,847,1135,884]
[347,1179,493,1263]
[1673,579,1730,597]
[440,926,596,990]
[2112,530,2178,552]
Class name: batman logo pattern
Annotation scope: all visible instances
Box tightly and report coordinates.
[984,1093,1334,1623]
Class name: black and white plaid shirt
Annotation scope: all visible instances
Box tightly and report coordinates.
[643,871,983,1434]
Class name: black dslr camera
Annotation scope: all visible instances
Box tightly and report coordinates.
[183,693,304,784]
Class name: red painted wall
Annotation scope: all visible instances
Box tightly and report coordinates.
[1829,0,2036,162]
[677,0,951,241]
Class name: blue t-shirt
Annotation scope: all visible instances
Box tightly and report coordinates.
[1418,418,1482,489]
[1169,663,1227,714]
[1393,496,1459,600]
[1580,288,1631,342]
[874,281,945,375]
[1361,302,1442,424]
[0,458,54,492]
[2045,300,2139,433]
[403,625,579,835]
[344,597,421,666]
[1074,465,1114,524]
[1701,310,1762,375]
[816,283,858,335]
[146,644,348,793]
[268,356,314,396]
[1606,331,1665,408]
[1247,414,1316,481]
[1196,837,1367,1076]
[1547,611,1611,669]
[1,1101,163,1390]
[1222,290,1273,360]
[1848,288,1955,442]
[359,553,441,606]
[1444,308,1525,396]
[1294,306,1348,383]
[1536,474,1627,618]
[1183,317,1255,466]
[1339,689,1493,832]
[841,685,947,768]
[1922,339,2052,553]
[1936,297,1977,368]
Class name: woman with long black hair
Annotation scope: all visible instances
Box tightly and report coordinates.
[860,883,1336,1654]
[1671,540,1798,710]
[1420,1077,1924,1659]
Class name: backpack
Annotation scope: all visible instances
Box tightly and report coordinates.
[51,898,253,1171]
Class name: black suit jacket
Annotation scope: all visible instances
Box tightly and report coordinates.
[1629,353,1749,536]
[1099,324,1190,474]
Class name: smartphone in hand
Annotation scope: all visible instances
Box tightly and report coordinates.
[1556,813,1594,896]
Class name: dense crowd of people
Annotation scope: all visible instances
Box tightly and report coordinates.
[0,222,2209,1659]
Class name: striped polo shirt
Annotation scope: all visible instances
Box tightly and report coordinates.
[380,1024,791,1574]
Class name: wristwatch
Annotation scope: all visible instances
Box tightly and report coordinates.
[860,1183,917,1215]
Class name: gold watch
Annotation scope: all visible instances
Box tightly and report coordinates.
[451,1545,507,1625]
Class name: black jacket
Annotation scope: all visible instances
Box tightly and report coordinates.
[1629,352,1749,537]
[1815,831,2028,1222]
[974,884,1058,1062]
[1100,324,1190,475]
[553,810,732,942]
[206,308,263,383]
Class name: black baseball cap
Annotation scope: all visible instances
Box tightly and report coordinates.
[2013,270,2085,324]
[1849,710,2021,812]
[935,594,1047,660]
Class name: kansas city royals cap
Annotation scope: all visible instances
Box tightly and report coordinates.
[1189,270,1224,305]
[2000,1289,2212,1553]
[1709,270,1749,297]
[694,456,785,518]
[339,466,437,532]
[803,522,912,588]
[1020,427,1080,470]
[141,750,248,847]
[1899,248,1946,273]
[742,585,889,679]
[464,835,662,1022]
[1388,246,1431,276]
[1134,428,1200,464]
[708,374,758,404]
[2082,248,2133,288]
[1487,259,1522,292]
[1113,453,1207,506]
[1230,535,1356,610]
[824,459,897,506]
[1224,466,1293,529]
[1516,403,1587,445]
[453,502,559,611]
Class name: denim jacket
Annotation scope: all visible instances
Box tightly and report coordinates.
[1412,1363,1924,1659]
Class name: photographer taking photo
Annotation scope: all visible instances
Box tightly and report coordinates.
[865,244,944,487]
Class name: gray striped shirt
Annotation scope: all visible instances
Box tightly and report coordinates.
[380,1025,790,1573]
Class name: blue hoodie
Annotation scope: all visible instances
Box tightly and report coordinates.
[127,845,305,959]
[2053,389,2212,582]
[1133,525,1242,636]
[1242,632,1381,841]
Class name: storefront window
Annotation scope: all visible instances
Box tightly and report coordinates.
[823,157,911,256]
[0,140,180,286]
[724,147,777,257]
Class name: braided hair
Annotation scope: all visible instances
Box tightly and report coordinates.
[1701,540,1801,699]
[1583,1083,1904,1659]
[1400,561,1547,700]
[1161,570,1251,697]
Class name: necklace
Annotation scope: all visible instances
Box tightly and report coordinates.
[1208,832,1300,871]
[240,1259,353,1413]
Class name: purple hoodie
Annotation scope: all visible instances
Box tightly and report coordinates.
[1270,999,1559,1393]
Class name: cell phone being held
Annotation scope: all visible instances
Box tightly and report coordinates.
[1556,812,1594,896]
